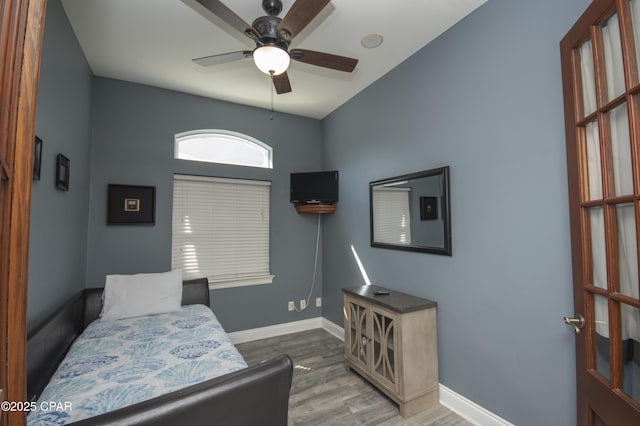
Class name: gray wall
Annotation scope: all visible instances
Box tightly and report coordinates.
[28,0,92,328]
[321,0,590,425]
[86,78,324,332]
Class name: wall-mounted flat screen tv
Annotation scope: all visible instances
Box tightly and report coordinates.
[290,171,339,205]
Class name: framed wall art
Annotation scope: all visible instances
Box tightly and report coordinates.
[107,184,156,225]
[33,136,42,181]
[419,196,438,221]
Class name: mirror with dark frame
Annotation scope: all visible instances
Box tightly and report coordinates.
[370,166,451,255]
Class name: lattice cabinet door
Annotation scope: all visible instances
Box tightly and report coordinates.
[370,306,399,394]
[344,296,369,370]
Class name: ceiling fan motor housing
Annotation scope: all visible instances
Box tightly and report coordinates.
[252,15,288,49]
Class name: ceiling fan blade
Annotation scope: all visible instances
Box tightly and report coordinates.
[290,49,358,72]
[272,72,292,94]
[193,51,253,67]
[276,0,331,40]
[195,0,259,39]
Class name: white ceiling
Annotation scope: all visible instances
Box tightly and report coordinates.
[60,0,486,119]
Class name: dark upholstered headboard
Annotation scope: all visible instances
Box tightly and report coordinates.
[27,278,211,401]
[182,277,211,307]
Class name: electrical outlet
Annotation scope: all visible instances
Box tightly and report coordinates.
[288,301,294,311]
[316,297,322,307]
[300,299,307,310]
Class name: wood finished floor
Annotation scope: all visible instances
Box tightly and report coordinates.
[236,329,473,426]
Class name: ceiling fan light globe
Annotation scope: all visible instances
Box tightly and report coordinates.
[253,45,290,75]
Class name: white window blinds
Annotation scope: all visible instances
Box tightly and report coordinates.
[372,187,412,245]
[172,174,273,288]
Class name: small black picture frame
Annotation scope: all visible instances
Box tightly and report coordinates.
[420,196,438,221]
[107,184,156,225]
[56,154,70,191]
[33,136,42,181]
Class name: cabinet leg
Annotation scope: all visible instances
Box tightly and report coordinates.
[398,390,439,418]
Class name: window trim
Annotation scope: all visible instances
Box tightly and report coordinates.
[174,129,273,169]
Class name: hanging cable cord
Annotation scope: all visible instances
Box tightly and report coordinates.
[294,213,321,312]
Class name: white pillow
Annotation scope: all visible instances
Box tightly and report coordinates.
[101,270,183,320]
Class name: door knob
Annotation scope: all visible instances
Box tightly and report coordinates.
[563,314,585,333]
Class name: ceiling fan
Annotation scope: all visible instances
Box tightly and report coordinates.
[192,0,359,94]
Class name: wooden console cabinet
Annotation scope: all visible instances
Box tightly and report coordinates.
[343,285,438,417]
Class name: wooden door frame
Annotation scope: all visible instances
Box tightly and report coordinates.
[0,0,46,425]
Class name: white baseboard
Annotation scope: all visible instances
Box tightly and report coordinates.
[439,384,514,426]
[230,317,513,426]
[321,317,344,341]
[228,317,323,344]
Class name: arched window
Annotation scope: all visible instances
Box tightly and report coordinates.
[174,130,273,169]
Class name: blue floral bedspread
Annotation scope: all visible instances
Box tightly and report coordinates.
[27,305,247,425]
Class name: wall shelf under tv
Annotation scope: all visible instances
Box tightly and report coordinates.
[294,204,336,214]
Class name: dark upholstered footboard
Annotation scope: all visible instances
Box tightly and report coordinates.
[71,354,293,426]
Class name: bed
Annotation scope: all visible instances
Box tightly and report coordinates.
[26,275,293,426]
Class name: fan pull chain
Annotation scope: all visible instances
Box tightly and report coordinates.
[269,71,275,121]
